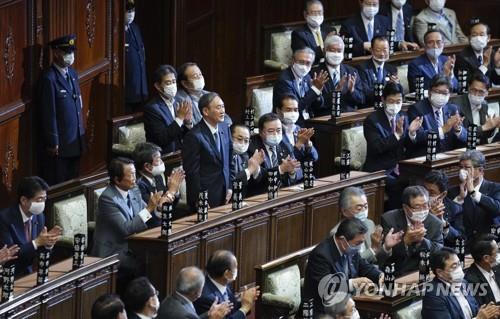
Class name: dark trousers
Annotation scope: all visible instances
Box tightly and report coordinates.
[41,155,80,186]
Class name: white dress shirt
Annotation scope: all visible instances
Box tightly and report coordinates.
[326,64,341,85]
[391,6,404,31]
[114,185,153,223]
[159,95,184,127]
[477,264,500,302]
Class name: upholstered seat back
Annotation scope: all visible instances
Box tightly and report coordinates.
[270,30,293,66]
[252,86,274,129]
[487,101,499,143]
[112,123,146,155]
[92,187,106,222]
[397,64,409,94]
[53,194,88,244]
[395,300,422,319]
[263,264,302,315]
[341,126,367,169]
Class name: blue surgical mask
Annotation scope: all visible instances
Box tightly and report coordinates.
[354,209,368,223]
[344,237,362,256]
[264,133,283,147]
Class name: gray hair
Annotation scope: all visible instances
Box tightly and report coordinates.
[176,266,205,295]
[339,187,366,211]
[402,186,429,206]
[324,295,352,316]
[324,34,344,50]
[293,47,316,59]
[459,150,486,168]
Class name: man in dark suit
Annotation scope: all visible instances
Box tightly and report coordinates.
[272,47,328,126]
[422,247,498,319]
[194,250,259,318]
[406,75,466,158]
[451,72,498,145]
[379,0,419,50]
[291,0,332,65]
[423,170,464,248]
[312,34,365,113]
[248,113,302,194]
[158,266,231,319]
[378,186,444,276]
[491,47,500,87]
[143,64,193,154]
[340,0,392,57]
[455,22,494,81]
[123,277,160,319]
[407,30,458,92]
[304,218,383,315]
[465,234,500,306]
[182,93,232,211]
[38,34,85,185]
[0,177,62,276]
[449,150,500,245]
[124,0,148,113]
[357,36,399,108]
[91,294,127,319]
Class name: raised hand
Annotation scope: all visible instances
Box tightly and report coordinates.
[0,245,19,265]
[347,73,357,93]
[248,149,265,175]
[408,116,423,135]
[176,100,192,122]
[396,116,405,136]
[335,74,348,92]
[443,55,456,77]
[371,225,383,252]
[311,70,329,91]
[167,168,185,194]
[383,227,404,250]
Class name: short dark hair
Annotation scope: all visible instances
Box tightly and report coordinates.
[177,62,199,87]
[468,71,490,89]
[198,92,220,115]
[335,218,368,241]
[258,112,280,131]
[153,64,177,84]
[429,74,452,90]
[230,123,250,136]
[206,250,235,278]
[122,277,156,314]
[17,176,49,202]
[382,82,403,98]
[401,185,429,206]
[430,247,457,273]
[471,234,497,262]
[134,142,161,172]
[470,22,490,35]
[371,36,388,51]
[304,0,323,11]
[423,30,444,44]
[423,170,449,193]
[108,157,134,185]
[91,294,125,319]
[279,94,299,109]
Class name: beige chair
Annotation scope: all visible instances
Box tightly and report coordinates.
[53,194,88,247]
[394,300,422,319]
[112,122,146,157]
[487,101,499,143]
[89,186,106,231]
[334,126,367,170]
[252,86,274,131]
[261,264,302,318]
[397,64,409,94]
[264,30,293,70]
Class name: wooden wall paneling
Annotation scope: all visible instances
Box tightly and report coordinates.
[307,191,340,245]
[43,284,77,319]
[271,201,306,259]
[77,275,116,319]
[201,223,236,269]
[9,307,41,319]
[362,180,386,225]
[0,118,20,204]
[110,0,125,117]
[168,238,201,293]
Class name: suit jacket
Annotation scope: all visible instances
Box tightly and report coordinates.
[450,93,493,145]
[379,209,444,276]
[379,2,415,43]
[465,263,500,306]
[125,22,148,103]
[363,109,411,174]
[136,173,167,204]
[442,197,465,248]
[291,24,332,65]
[455,46,497,80]
[0,205,45,276]
[449,179,500,243]
[407,54,459,93]
[194,276,244,319]
[158,292,208,319]
[272,67,325,126]
[303,235,382,315]
[231,152,263,199]
[38,65,85,158]
[143,95,188,154]
[182,120,232,211]
[422,278,479,319]
[413,7,468,47]
[406,99,467,158]
[357,59,398,108]
[312,62,365,114]
[340,14,391,57]
[282,124,319,163]
[175,88,233,126]
[91,185,160,269]
[125,312,142,319]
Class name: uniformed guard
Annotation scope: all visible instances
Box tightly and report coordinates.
[125,0,148,113]
[38,34,85,185]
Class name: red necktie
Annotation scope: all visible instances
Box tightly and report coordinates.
[24,220,31,241]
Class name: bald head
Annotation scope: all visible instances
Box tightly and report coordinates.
[176,266,205,299]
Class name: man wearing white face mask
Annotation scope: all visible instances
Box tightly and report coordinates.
[123,277,161,319]
[456,22,494,80]
[0,177,62,277]
[39,34,86,185]
[291,0,333,65]
[340,0,392,57]
[413,0,468,46]
[144,65,193,154]
[423,247,499,319]
[312,34,365,114]
[379,186,444,276]
[407,75,466,158]
[451,72,498,145]
[194,250,260,318]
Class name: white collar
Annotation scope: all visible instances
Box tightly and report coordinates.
[114,185,129,199]
[307,24,320,33]
[208,275,227,295]
[361,13,374,27]
[326,64,341,78]
[283,123,296,134]
[203,118,218,135]
[476,263,495,278]
[391,5,403,15]
[53,63,69,77]
[135,313,152,319]
[432,105,444,114]
[372,58,384,69]
[474,177,484,192]
[159,94,175,108]
[18,204,31,223]
[140,172,156,187]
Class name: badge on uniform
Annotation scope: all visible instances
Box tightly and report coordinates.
[60,89,67,93]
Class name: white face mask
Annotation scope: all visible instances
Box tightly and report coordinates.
[468,93,485,107]
[190,78,205,91]
[125,10,135,25]
[282,111,300,124]
[429,93,449,108]
[229,269,238,281]
[30,201,45,215]
[426,47,443,60]
[63,52,75,67]
[470,36,488,52]
[306,15,324,29]
[428,0,445,12]
[325,51,344,66]
[373,56,389,65]
[351,309,361,319]
[264,133,283,147]
[151,162,165,176]
[362,5,379,19]
[232,141,249,155]
[392,0,407,9]
[150,295,160,318]
[385,102,402,116]
[493,254,500,267]
[449,266,465,283]
[162,83,177,98]
[292,63,311,78]
[459,169,468,182]
[410,209,429,223]
[496,68,500,76]
[354,209,369,223]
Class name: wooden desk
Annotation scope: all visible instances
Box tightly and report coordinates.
[128,171,386,298]
[0,255,119,319]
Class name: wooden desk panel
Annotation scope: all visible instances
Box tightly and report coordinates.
[128,171,386,298]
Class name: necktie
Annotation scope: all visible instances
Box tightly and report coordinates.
[478,55,483,66]
[24,220,31,241]
[332,71,339,87]
[234,155,242,172]
[270,147,278,167]
[441,14,453,37]
[367,22,373,41]
[395,11,404,41]
[342,254,349,275]
[391,117,396,133]
[315,29,324,49]
[222,290,229,301]
[126,194,133,219]
[298,80,305,97]
[66,72,74,93]
[214,131,221,153]
[377,66,383,83]
[435,110,443,127]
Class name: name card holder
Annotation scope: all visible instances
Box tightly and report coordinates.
[72,233,86,270]
[303,160,315,189]
[160,202,173,239]
[232,179,244,211]
[1,264,15,303]
[467,124,478,150]
[426,132,438,162]
[37,248,51,285]
[331,90,342,119]
[267,168,279,200]
[340,149,351,180]
[197,190,209,222]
